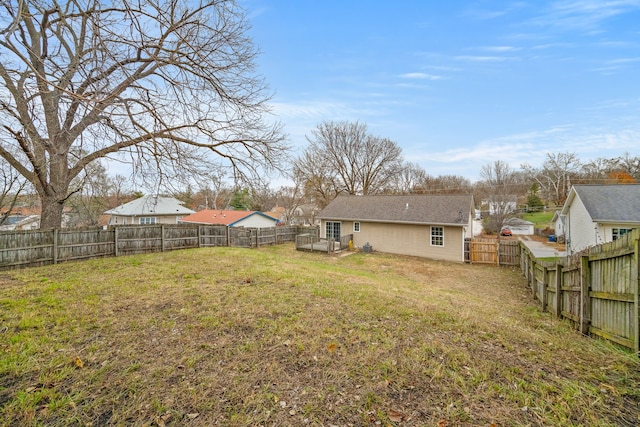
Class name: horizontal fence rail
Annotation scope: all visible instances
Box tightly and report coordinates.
[520,229,640,353]
[0,225,317,271]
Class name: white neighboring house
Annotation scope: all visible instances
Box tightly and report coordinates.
[561,184,640,255]
[484,195,518,216]
[178,209,278,227]
[105,196,195,225]
[552,210,566,238]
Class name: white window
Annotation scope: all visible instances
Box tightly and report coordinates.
[139,217,156,225]
[430,226,444,246]
[354,222,360,232]
[612,228,632,241]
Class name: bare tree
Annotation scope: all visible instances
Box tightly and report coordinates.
[294,121,404,206]
[0,158,27,225]
[415,174,472,194]
[0,0,286,228]
[479,160,521,233]
[388,162,428,194]
[66,160,112,227]
[195,169,233,210]
[522,152,581,205]
[272,183,307,224]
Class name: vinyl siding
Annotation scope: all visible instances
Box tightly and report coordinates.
[321,219,464,262]
[567,195,597,253]
[234,215,277,228]
[110,215,182,225]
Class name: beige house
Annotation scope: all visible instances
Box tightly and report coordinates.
[105,195,195,225]
[317,194,474,262]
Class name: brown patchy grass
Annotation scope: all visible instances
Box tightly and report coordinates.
[0,244,638,427]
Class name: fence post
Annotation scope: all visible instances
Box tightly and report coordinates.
[53,228,58,264]
[197,226,202,248]
[161,224,166,252]
[580,255,591,335]
[555,263,563,318]
[226,226,230,247]
[114,227,119,257]
[541,265,548,311]
[633,233,639,354]
[529,253,535,297]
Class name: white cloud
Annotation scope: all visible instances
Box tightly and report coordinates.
[533,0,640,32]
[454,55,512,62]
[398,72,443,80]
[479,46,522,52]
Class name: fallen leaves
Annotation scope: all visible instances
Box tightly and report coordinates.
[73,356,84,369]
[388,408,409,422]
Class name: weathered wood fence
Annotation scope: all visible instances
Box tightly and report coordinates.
[464,238,520,266]
[0,224,314,271]
[520,228,640,352]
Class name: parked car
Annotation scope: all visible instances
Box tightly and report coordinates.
[500,226,513,236]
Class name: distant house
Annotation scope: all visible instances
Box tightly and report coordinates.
[484,195,518,216]
[179,209,278,228]
[552,211,566,238]
[105,195,195,225]
[503,217,534,235]
[0,205,75,230]
[288,204,320,226]
[560,184,640,254]
[317,194,474,262]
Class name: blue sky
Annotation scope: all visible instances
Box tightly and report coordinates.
[244,0,640,182]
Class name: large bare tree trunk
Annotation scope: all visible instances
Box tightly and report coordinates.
[40,195,64,230]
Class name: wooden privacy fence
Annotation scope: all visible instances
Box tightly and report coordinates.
[464,238,520,266]
[521,228,640,352]
[0,224,313,271]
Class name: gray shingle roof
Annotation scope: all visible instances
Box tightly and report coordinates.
[317,194,473,226]
[104,196,195,216]
[573,184,640,223]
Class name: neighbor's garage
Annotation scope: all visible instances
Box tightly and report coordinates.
[504,218,534,235]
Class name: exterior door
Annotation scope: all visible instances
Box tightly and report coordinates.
[325,221,341,241]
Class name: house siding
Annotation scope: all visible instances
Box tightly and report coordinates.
[566,195,597,254]
[110,215,182,225]
[321,219,464,262]
[234,215,277,228]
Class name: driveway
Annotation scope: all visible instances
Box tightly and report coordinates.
[518,235,566,258]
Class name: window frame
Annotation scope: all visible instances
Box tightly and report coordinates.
[139,217,156,225]
[325,221,341,241]
[353,222,360,232]
[430,225,444,247]
[612,228,632,241]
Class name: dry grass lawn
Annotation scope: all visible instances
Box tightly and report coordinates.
[1,244,639,426]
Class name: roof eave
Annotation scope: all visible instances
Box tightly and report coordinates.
[317,217,468,227]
